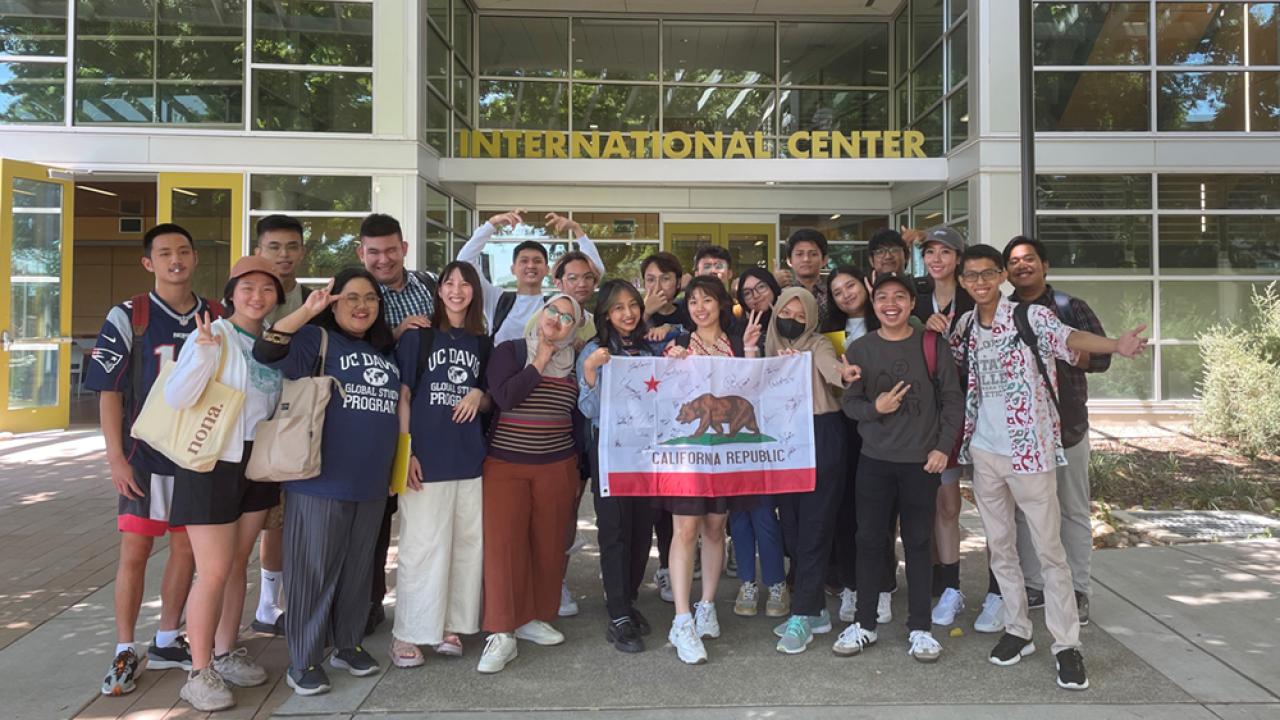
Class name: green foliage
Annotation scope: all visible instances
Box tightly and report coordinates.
[1196,282,1280,457]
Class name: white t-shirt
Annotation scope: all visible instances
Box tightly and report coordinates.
[969,322,1013,456]
[843,317,868,349]
[495,293,545,344]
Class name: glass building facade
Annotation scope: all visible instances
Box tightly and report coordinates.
[1,0,1278,430]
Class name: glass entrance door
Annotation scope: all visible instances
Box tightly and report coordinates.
[158,173,244,301]
[664,222,776,276]
[0,160,74,433]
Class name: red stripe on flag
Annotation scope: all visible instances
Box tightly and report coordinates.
[606,468,815,497]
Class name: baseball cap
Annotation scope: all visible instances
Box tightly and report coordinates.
[227,255,285,298]
[923,225,965,253]
[871,271,917,298]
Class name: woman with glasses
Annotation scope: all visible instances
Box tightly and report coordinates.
[475,294,585,674]
[253,268,400,697]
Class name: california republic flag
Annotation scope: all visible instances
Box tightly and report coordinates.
[598,354,816,497]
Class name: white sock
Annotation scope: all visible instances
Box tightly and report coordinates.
[257,569,283,623]
[154,629,181,648]
[116,642,137,656]
[674,612,692,627]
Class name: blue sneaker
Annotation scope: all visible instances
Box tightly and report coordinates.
[774,607,832,637]
[775,615,814,655]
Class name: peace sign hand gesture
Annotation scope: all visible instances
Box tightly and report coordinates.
[193,311,218,346]
[302,279,340,316]
[837,356,862,385]
[742,309,765,350]
[874,381,910,415]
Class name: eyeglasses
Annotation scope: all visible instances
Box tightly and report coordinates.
[871,246,904,259]
[341,293,380,306]
[960,269,1002,283]
[741,283,771,299]
[543,306,576,326]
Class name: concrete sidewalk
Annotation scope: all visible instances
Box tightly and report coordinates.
[1,430,1277,719]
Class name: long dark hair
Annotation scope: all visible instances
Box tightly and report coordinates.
[311,267,395,353]
[593,280,649,352]
[684,275,735,333]
[431,261,487,336]
[821,264,877,333]
[735,266,782,314]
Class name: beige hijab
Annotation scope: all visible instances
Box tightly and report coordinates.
[524,293,583,378]
[765,287,844,414]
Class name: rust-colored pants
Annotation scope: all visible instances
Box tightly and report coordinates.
[481,455,580,633]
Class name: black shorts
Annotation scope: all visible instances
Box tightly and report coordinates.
[171,442,281,526]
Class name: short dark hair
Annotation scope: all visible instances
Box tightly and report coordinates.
[512,239,549,262]
[432,261,487,336]
[786,228,828,257]
[256,214,304,243]
[693,244,732,267]
[143,223,194,256]
[359,213,402,241]
[735,266,782,310]
[311,267,395,353]
[1003,235,1049,265]
[868,228,906,252]
[640,251,682,279]
[593,279,649,350]
[553,250,595,280]
[684,275,735,332]
[962,244,1006,272]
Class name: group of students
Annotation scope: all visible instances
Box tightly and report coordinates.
[89,207,1146,712]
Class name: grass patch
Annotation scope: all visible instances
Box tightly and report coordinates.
[1089,437,1279,513]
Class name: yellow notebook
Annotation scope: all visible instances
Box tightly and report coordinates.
[390,433,412,495]
[822,331,847,356]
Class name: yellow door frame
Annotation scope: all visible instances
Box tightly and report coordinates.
[663,222,777,270]
[157,172,245,263]
[0,159,75,433]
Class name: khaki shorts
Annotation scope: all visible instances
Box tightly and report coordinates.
[264,494,285,529]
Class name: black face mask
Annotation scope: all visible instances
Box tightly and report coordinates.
[776,317,806,340]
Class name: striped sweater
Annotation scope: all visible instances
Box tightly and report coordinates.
[486,339,580,464]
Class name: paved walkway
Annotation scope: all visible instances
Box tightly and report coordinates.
[0,430,1276,720]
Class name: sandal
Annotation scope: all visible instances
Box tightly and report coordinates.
[389,637,425,668]
[435,634,463,657]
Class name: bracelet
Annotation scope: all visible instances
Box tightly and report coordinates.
[262,329,294,344]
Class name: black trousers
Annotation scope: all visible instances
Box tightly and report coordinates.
[854,454,939,632]
[589,429,656,620]
[653,511,672,569]
[833,417,897,593]
[371,495,396,605]
[778,413,847,618]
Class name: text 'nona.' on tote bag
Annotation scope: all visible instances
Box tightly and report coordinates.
[131,331,245,473]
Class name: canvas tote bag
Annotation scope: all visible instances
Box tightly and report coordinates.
[247,328,345,482]
[131,330,245,473]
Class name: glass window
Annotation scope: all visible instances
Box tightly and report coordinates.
[454,58,471,121]
[454,2,473,68]
[479,16,568,78]
[0,62,65,123]
[912,45,944,116]
[1251,71,1280,130]
[572,83,659,133]
[427,26,449,98]
[949,19,967,88]
[252,0,372,66]
[288,216,362,277]
[662,86,775,134]
[779,89,888,134]
[1157,214,1280,274]
[1156,2,1245,65]
[427,0,450,39]
[572,212,660,241]
[1248,3,1280,65]
[571,18,658,81]
[1036,214,1153,272]
[1038,173,1153,210]
[912,0,946,62]
[478,79,568,129]
[911,192,945,227]
[895,82,909,128]
[1158,174,1280,209]
[948,84,969,148]
[1160,344,1203,399]
[453,202,472,237]
[951,0,969,24]
[254,69,372,132]
[1033,2,1150,65]
[421,225,450,273]
[1035,71,1150,131]
[595,242,659,285]
[1,0,68,55]
[1160,280,1275,337]
[1157,71,1245,130]
[426,185,449,226]
[947,182,969,220]
[1050,280,1153,342]
[1091,353,1155,399]
[896,10,910,76]
[663,22,774,85]
[779,22,889,87]
[913,101,944,156]
[251,174,371,211]
[425,88,448,153]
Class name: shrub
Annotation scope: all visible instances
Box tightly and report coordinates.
[1195,282,1280,457]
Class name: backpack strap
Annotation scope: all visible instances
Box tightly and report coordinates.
[492,291,518,337]
[1013,302,1061,411]
[313,327,330,377]
[478,334,493,378]
[1052,289,1073,325]
[922,328,938,378]
[411,270,438,314]
[414,327,437,388]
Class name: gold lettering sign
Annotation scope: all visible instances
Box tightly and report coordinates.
[457,130,929,159]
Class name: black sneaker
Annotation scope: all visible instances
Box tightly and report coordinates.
[330,645,380,677]
[1076,591,1090,626]
[286,665,331,696]
[147,635,193,670]
[251,614,285,637]
[364,603,386,637]
[989,632,1036,666]
[1026,586,1046,609]
[629,606,652,636]
[101,648,140,696]
[1056,648,1089,690]
[606,617,644,653]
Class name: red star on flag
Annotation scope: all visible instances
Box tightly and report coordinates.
[644,375,660,392]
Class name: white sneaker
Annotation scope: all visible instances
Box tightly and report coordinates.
[654,568,674,603]
[212,647,268,687]
[476,633,517,673]
[877,592,893,624]
[839,588,857,623]
[831,623,878,657]
[694,601,721,639]
[931,588,965,626]
[558,581,579,617]
[180,668,234,711]
[668,619,707,665]
[974,592,1005,634]
[514,619,565,646]
[908,629,942,663]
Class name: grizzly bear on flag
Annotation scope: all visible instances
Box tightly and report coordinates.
[675,393,761,437]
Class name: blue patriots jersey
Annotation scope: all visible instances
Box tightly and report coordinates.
[85,292,218,475]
